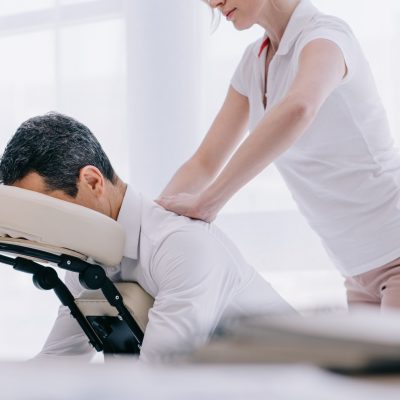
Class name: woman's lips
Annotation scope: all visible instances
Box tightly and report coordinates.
[226,8,237,21]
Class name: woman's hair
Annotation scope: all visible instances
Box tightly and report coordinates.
[201,0,221,31]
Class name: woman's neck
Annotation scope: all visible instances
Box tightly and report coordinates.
[257,0,301,52]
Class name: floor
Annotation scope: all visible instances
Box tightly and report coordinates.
[1,361,400,400]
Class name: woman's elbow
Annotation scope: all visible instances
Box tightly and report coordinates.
[286,98,318,124]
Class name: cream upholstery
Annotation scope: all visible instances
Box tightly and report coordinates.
[0,236,88,263]
[75,283,154,332]
[0,185,125,267]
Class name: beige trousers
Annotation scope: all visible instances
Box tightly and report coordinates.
[345,257,400,311]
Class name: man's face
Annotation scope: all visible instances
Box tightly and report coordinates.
[13,169,109,216]
[14,172,78,203]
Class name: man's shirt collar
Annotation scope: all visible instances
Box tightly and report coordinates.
[117,185,142,260]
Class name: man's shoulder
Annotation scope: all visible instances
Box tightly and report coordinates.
[160,227,214,250]
[140,196,211,246]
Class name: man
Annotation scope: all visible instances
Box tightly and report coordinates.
[0,112,293,363]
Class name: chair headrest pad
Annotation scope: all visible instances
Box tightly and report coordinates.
[0,185,125,267]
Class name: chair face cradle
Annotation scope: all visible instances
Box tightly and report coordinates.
[0,185,154,356]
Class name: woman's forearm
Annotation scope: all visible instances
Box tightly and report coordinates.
[156,40,346,222]
[160,158,216,197]
[160,87,249,198]
[202,97,316,208]
[202,40,345,210]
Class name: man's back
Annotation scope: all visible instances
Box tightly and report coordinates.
[39,188,293,363]
[116,190,293,361]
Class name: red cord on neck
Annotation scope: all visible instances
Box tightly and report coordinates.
[258,38,270,58]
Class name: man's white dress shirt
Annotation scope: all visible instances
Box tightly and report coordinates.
[37,187,292,362]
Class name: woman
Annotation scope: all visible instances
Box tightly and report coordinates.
[156,0,400,310]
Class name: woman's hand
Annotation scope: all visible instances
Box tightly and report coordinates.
[155,192,220,222]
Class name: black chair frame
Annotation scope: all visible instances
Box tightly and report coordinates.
[0,242,144,355]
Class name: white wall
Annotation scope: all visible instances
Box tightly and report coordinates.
[125,0,207,197]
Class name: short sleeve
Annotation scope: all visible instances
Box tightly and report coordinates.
[296,18,359,85]
[230,42,257,97]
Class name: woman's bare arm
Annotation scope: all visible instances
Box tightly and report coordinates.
[157,39,347,221]
[159,86,249,196]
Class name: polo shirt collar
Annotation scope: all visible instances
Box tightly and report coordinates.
[255,0,319,57]
[117,185,142,260]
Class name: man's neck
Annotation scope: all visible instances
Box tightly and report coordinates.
[110,179,128,221]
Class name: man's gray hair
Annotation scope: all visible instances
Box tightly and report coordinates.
[0,112,117,197]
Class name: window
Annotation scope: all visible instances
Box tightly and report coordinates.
[0,0,128,179]
[0,1,55,16]
[0,0,126,360]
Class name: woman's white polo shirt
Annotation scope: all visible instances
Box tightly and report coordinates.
[231,0,400,276]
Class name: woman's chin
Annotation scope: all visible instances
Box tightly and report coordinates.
[232,20,254,31]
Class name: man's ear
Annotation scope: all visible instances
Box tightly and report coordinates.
[78,166,105,196]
